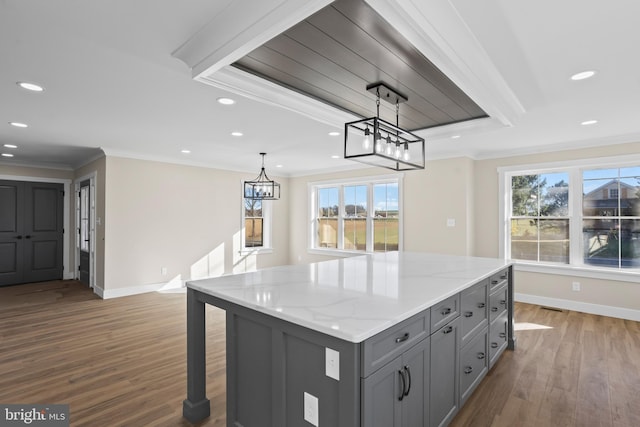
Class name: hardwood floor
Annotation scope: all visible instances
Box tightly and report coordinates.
[1,280,639,426]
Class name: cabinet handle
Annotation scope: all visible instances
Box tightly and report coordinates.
[500,300,506,305]
[491,280,498,285]
[499,332,506,339]
[491,307,499,312]
[15,235,23,239]
[403,366,411,397]
[477,302,485,308]
[477,352,485,360]
[464,311,473,318]
[443,326,453,334]
[500,274,508,280]
[464,366,473,375]
[398,369,406,401]
[25,235,31,239]
[441,307,452,316]
[491,342,498,349]
[395,333,410,344]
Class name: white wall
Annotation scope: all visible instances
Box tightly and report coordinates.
[101,156,289,295]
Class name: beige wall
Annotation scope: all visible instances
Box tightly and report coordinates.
[474,141,640,312]
[102,156,289,291]
[288,157,475,265]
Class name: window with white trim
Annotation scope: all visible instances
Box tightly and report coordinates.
[242,198,272,251]
[501,158,640,273]
[310,176,402,253]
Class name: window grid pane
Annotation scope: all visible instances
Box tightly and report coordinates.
[244,199,264,248]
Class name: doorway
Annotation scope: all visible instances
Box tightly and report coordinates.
[0,180,64,286]
[75,174,95,288]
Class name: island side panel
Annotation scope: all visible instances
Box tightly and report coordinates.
[182,288,211,423]
[223,301,361,427]
[507,265,516,350]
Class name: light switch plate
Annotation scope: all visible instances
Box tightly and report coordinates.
[325,347,339,381]
[447,218,456,227]
[304,392,319,426]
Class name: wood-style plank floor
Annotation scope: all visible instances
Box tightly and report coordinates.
[1,280,639,426]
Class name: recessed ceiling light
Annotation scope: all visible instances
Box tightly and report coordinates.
[581,120,598,126]
[331,155,340,159]
[3,144,17,148]
[181,149,191,154]
[231,131,243,137]
[328,131,340,136]
[17,81,44,92]
[2,153,14,157]
[451,135,461,139]
[570,70,596,81]
[217,97,235,105]
[276,164,283,168]
[9,122,28,128]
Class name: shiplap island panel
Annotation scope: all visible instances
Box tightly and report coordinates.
[183,252,515,426]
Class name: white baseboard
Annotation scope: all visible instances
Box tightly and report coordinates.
[515,293,640,322]
[96,280,186,299]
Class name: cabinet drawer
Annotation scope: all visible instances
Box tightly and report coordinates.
[430,293,460,333]
[460,280,488,346]
[489,283,508,323]
[489,312,508,368]
[361,309,430,377]
[489,268,509,290]
[460,326,488,405]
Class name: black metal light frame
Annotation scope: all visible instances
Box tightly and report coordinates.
[344,82,425,171]
[244,153,280,200]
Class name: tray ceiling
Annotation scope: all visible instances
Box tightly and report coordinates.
[232,0,487,131]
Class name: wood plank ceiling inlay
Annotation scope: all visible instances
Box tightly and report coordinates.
[232,0,487,131]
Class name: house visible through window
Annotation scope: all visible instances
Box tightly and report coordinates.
[502,160,640,273]
[311,176,401,253]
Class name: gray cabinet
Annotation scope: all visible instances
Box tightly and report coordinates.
[488,274,509,369]
[429,316,461,427]
[362,337,430,427]
[460,280,488,346]
[459,327,488,405]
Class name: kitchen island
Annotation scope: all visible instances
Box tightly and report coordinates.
[183,252,514,426]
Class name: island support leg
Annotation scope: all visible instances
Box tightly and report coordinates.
[183,288,211,423]
[507,265,517,350]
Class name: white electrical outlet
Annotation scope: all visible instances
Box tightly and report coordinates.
[304,392,319,426]
[325,347,340,381]
[572,281,581,291]
[161,267,167,276]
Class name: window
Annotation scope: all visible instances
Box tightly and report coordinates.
[242,197,272,251]
[501,157,640,276]
[510,173,569,263]
[310,176,402,253]
[582,167,640,268]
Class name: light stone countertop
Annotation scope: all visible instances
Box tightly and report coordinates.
[187,252,511,343]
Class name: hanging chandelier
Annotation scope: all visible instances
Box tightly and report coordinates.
[344,82,425,171]
[244,153,280,200]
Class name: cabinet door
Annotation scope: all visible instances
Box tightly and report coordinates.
[362,356,402,427]
[430,317,460,427]
[460,280,488,346]
[401,338,430,427]
[489,312,509,369]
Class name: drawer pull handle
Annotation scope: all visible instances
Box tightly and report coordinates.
[441,307,452,316]
[491,280,498,284]
[499,332,506,339]
[500,299,506,305]
[464,311,473,318]
[500,274,507,280]
[477,302,485,308]
[443,326,453,334]
[491,307,499,312]
[395,333,410,343]
[491,342,498,348]
[404,366,412,397]
[477,352,485,360]
[398,369,406,401]
[464,366,473,375]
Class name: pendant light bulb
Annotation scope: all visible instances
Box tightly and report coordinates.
[403,142,410,161]
[375,139,384,153]
[394,144,401,159]
[386,143,393,156]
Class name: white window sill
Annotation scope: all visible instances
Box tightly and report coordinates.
[239,248,273,256]
[512,260,640,283]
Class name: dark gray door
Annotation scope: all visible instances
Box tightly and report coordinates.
[0,180,64,286]
[78,179,90,285]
